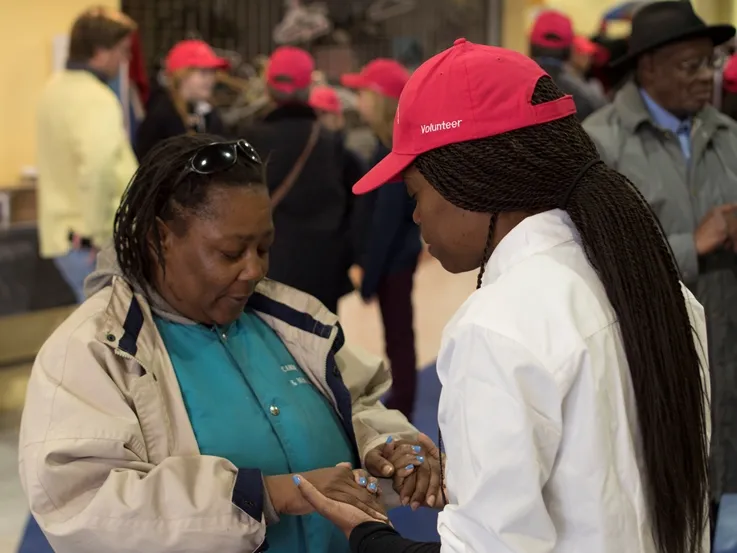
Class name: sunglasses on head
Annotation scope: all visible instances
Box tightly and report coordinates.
[186,139,262,175]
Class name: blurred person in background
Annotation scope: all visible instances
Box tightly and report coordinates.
[341,60,421,422]
[240,47,352,313]
[589,34,631,97]
[20,134,441,553]
[134,39,228,160]
[309,85,368,267]
[36,6,138,303]
[719,53,737,119]
[530,10,607,120]
[569,35,607,100]
[583,0,737,525]
[310,84,345,132]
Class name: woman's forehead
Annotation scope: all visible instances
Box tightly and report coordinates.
[198,186,271,227]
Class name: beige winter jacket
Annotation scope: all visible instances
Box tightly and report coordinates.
[19,259,417,553]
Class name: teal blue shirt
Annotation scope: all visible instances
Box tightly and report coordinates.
[155,309,356,553]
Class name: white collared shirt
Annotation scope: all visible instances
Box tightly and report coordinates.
[435,209,710,553]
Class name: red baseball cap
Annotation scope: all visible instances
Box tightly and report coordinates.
[530,10,574,49]
[351,38,577,195]
[165,40,230,73]
[341,58,410,99]
[724,54,737,94]
[266,46,315,94]
[309,85,342,113]
[573,35,598,56]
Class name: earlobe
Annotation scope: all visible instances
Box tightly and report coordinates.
[152,217,171,257]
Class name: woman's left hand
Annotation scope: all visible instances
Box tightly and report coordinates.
[365,433,444,510]
[294,469,389,538]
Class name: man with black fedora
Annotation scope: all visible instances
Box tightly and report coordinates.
[584,0,737,523]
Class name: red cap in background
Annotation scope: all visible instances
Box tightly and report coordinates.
[724,54,737,94]
[592,42,611,67]
[309,85,342,113]
[530,10,574,49]
[266,46,315,94]
[351,38,576,195]
[341,58,410,99]
[165,40,230,73]
[573,35,598,56]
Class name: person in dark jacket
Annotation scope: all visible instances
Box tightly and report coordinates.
[530,10,607,120]
[341,59,422,421]
[309,84,368,259]
[240,47,352,313]
[135,40,228,161]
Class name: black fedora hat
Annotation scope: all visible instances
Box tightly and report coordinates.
[611,1,735,68]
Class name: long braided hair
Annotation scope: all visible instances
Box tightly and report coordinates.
[416,77,709,553]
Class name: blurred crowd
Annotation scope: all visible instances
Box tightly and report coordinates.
[15,1,737,552]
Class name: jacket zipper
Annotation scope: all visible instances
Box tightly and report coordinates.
[113,348,154,379]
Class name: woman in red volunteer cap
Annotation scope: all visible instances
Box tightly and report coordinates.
[292,39,710,553]
[134,39,229,161]
[341,59,423,422]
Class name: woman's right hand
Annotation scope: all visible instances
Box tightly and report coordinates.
[265,464,387,521]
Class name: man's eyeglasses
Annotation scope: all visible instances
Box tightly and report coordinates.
[186,139,262,175]
[677,53,725,76]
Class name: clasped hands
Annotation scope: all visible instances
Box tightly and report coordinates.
[266,433,443,536]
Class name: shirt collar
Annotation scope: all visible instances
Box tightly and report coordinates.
[639,88,691,134]
[65,61,110,85]
[482,209,580,287]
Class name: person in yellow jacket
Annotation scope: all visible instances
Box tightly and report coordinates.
[36,7,138,302]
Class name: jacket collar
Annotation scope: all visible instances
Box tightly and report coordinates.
[614,79,728,136]
[264,102,317,123]
[482,209,579,288]
[96,276,358,457]
[65,61,109,85]
[98,276,340,371]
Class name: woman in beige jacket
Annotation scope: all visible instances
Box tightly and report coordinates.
[19,134,440,553]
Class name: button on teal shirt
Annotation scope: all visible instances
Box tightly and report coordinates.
[155,309,356,553]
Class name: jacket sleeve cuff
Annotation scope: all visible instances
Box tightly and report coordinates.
[261,475,280,525]
[231,468,272,523]
[360,273,380,299]
[349,522,398,552]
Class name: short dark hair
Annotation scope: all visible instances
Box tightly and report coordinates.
[68,6,137,63]
[414,77,709,553]
[529,44,571,61]
[114,134,266,288]
[267,86,310,105]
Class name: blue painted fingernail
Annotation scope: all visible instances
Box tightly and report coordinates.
[359,477,367,486]
[405,464,414,471]
[412,445,421,453]
[368,482,377,492]
[386,436,393,444]
[292,475,301,485]
[417,455,425,463]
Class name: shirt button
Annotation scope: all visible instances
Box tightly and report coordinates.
[220,332,227,341]
[269,405,280,416]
